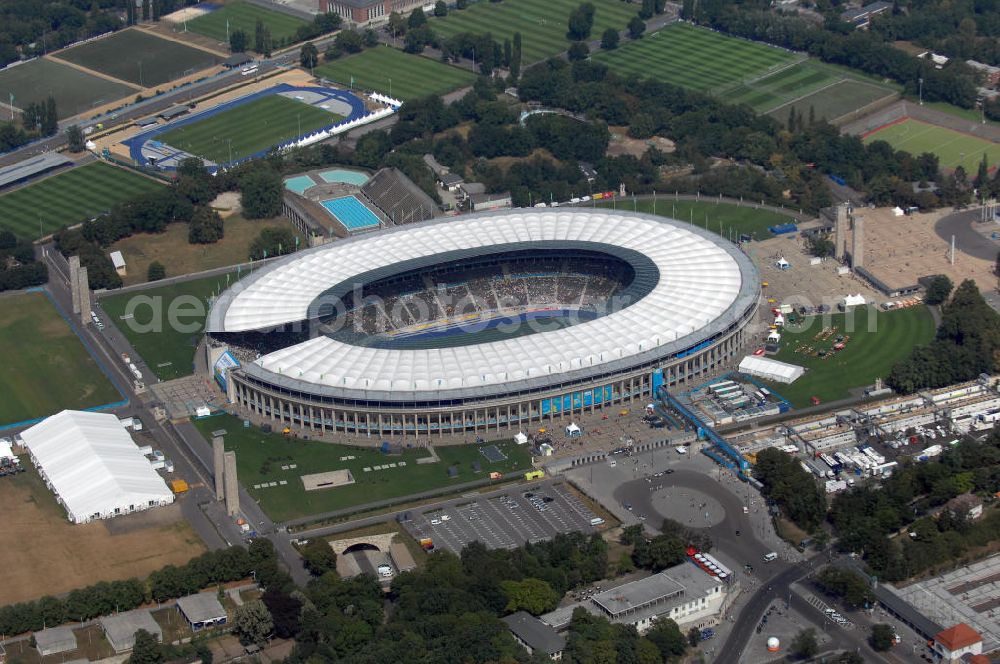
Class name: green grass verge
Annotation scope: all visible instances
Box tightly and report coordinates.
[0,292,121,425]
[0,162,163,240]
[192,413,534,521]
[762,305,936,408]
[315,46,477,101]
[593,23,795,93]
[597,198,796,239]
[100,270,237,380]
[56,29,222,88]
[183,1,308,44]
[863,117,1000,173]
[430,0,639,64]
[0,58,136,119]
[158,95,340,164]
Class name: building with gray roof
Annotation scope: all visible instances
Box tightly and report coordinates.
[100,609,162,652]
[0,153,73,190]
[175,593,227,632]
[502,611,566,660]
[33,626,77,656]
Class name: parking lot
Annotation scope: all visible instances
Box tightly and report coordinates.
[403,483,600,554]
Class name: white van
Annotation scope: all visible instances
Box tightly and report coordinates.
[763,552,778,562]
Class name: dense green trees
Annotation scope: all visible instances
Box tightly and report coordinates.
[234,600,274,645]
[300,42,319,69]
[239,166,284,219]
[188,207,224,244]
[65,125,84,153]
[791,628,819,659]
[814,568,874,608]
[299,538,337,576]
[601,28,620,50]
[754,448,826,532]
[146,261,165,282]
[870,623,896,651]
[0,236,47,292]
[229,29,248,54]
[567,3,596,41]
[924,274,954,306]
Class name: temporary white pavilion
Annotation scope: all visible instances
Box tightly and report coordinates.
[738,356,804,384]
[20,410,174,524]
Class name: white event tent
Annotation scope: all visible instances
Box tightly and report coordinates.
[20,410,174,524]
[738,356,804,384]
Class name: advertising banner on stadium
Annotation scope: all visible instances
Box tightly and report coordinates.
[213,351,240,391]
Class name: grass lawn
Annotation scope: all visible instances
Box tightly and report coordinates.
[0,293,121,425]
[158,95,340,164]
[598,198,795,240]
[100,270,238,380]
[762,305,936,408]
[0,57,136,119]
[920,100,1000,130]
[193,414,534,521]
[184,1,308,44]
[593,23,795,93]
[728,62,838,113]
[764,78,896,124]
[56,29,222,88]
[430,0,639,64]
[108,214,303,286]
[0,162,163,240]
[315,46,476,101]
[863,117,1000,173]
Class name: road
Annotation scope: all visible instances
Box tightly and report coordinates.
[934,206,998,261]
[37,245,312,586]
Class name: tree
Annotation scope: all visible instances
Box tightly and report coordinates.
[616,551,635,574]
[147,261,165,282]
[687,626,700,648]
[233,600,273,644]
[870,623,895,651]
[806,233,835,258]
[408,7,427,29]
[254,19,272,56]
[127,629,163,664]
[510,32,522,80]
[261,589,302,639]
[646,618,686,660]
[600,28,619,50]
[239,167,283,219]
[188,207,224,244]
[790,628,818,659]
[65,125,85,152]
[300,538,337,576]
[500,578,560,615]
[229,29,248,53]
[567,2,596,40]
[628,16,646,40]
[388,11,408,38]
[434,0,447,16]
[925,274,953,305]
[42,96,58,136]
[300,42,319,69]
[568,41,589,61]
[456,0,468,7]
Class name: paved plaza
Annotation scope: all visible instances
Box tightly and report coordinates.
[402,482,599,554]
[894,552,1000,651]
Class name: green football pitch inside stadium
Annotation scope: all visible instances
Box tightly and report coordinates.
[100,270,237,381]
[598,198,794,240]
[863,117,1000,174]
[762,305,936,408]
[183,1,308,44]
[193,414,534,521]
[157,95,341,164]
[0,162,163,240]
[593,22,796,93]
[0,292,121,425]
[315,46,476,101]
[430,0,639,64]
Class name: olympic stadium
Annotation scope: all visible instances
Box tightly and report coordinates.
[205,209,760,438]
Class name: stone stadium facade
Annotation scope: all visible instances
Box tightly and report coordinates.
[206,209,760,438]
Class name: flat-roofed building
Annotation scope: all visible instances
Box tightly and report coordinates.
[502,611,566,660]
[176,593,228,632]
[100,609,162,653]
[33,626,77,656]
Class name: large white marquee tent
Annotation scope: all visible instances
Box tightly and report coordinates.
[20,410,174,524]
[738,356,805,384]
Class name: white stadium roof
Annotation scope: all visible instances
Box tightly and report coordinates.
[209,209,756,397]
[20,410,174,524]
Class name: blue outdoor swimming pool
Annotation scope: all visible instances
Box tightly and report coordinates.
[318,169,369,186]
[284,175,316,194]
[320,195,380,231]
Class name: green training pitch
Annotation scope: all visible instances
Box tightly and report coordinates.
[0,162,163,240]
[0,292,121,425]
[315,47,476,102]
[430,0,639,64]
[598,198,794,240]
[863,117,1000,174]
[193,414,534,521]
[764,77,895,124]
[183,1,308,44]
[0,58,137,120]
[762,305,936,408]
[592,22,796,93]
[100,270,237,381]
[56,29,222,88]
[728,62,838,114]
[157,95,341,164]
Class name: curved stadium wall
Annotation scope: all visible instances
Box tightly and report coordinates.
[207,209,760,437]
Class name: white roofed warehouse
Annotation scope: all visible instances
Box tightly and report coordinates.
[20,410,174,524]
[206,209,760,438]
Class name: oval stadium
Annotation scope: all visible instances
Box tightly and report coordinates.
[205,209,760,438]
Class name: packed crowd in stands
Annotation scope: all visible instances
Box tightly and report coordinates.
[214,330,310,363]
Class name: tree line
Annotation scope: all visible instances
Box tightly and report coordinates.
[0,229,47,292]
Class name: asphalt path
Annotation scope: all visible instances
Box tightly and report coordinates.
[934,207,998,261]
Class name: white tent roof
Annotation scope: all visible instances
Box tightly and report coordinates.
[210,210,747,394]
[0,438,14,461]
[20,411,173,523]
[767,331,781,342]
[109,250,125,269]
[566,423,581,434]
[514,432,528,444]
[843,294,866,307]
[738,356,804,384]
